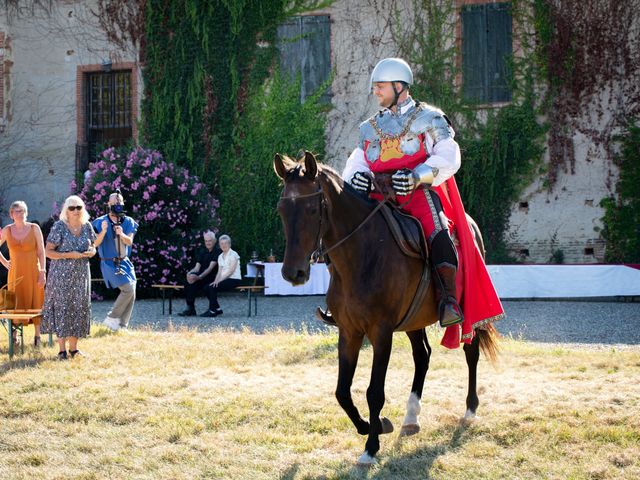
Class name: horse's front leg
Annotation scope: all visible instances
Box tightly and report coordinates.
[335,329,369,435]
[401,328,431,436]
[359,328,394,465]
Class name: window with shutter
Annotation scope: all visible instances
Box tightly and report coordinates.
[461,3,512,103]
[277,15,331,103]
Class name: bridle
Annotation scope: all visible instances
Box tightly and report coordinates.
[279,181,387,264]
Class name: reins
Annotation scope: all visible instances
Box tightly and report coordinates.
[280,186,380,263]
[280,178,413,264]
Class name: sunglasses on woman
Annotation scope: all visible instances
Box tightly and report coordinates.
[68,205,83,211]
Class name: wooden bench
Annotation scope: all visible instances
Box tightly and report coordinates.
[151,284,184,315]
[0,309,53,359]
[152,284,267,317]
[235,285,267,317]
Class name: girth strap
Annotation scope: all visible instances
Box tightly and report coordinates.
[394,260,431,331]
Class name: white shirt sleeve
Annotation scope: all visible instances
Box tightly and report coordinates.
[341,147,371,182]
[423,136,461,187]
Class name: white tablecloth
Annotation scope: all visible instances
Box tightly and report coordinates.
[263,262,330,295]
[486,265,640,298]
[255,262,640,298]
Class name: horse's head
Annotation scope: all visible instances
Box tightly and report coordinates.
[274,151,324,286]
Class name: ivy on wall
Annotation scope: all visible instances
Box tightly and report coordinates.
[395,0,545,262]
[600,121,640,263]
[96,0,332,262]
[532,0,640,188]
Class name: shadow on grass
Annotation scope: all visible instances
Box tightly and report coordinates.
[0,349,51,374]
[0,326,120,374]
[308,422,473,480]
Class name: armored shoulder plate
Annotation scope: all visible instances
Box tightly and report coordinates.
[358,116,378,149]
[409,102,453,144]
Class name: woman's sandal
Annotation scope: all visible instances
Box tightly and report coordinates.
[69,349,84,358]
[58,351,68,361]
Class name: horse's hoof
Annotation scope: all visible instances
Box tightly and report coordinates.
[460,409,477,424]
[380,416,394,434]
[400,423,420,437]
[357,452,377,466]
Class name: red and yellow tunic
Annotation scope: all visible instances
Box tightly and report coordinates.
[344,99,505,347]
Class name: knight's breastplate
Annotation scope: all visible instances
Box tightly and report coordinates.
[363,109,428,174]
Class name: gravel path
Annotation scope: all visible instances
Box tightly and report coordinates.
[91,294,640,346]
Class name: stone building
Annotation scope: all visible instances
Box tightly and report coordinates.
[1,0,636,264]
[0,0,140,224]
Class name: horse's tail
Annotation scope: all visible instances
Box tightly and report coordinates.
[477,323,500,364]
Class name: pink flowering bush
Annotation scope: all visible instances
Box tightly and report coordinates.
[77,146,219,294]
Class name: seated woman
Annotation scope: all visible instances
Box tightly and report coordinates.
[0,201,46,346]
[202,234,241,317]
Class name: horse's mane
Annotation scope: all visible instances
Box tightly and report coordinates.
[317,163,377,210]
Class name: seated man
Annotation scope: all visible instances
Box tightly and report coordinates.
[178,231,221,316]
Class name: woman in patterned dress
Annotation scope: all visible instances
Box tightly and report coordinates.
[41,195,96,360]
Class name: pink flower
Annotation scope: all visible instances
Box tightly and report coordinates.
[142,191,150,200]
[164,177,173,186]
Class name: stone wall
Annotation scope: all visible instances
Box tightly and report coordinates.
[0,0,138,225]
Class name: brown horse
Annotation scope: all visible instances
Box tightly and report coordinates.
[274,151,498,465]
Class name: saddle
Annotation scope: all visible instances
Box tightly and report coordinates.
[373,174,428,262]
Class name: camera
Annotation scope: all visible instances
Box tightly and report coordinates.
[109,203,126,218]
[107,189,127,276]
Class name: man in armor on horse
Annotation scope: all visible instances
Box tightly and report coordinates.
[319,58,504,347]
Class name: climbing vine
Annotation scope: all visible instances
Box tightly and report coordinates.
[533,0,640,188]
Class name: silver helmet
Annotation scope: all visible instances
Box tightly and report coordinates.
[370,58,413,91]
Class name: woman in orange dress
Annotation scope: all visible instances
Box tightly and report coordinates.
[0,201,46,346]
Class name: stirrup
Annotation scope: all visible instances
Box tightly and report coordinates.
[315,307,337,327]
[439,298,463,328]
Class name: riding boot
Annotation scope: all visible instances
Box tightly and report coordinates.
[430,230,463,328]
[434,263,463,327]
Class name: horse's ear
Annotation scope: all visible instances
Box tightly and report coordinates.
[303,151,317,179]
[273,153,288,180]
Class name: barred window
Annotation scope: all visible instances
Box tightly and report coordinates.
[85,71,132,159]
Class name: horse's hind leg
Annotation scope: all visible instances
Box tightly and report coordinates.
[401,328,431,436]
[463,333,481,421]
[335,330,369,435]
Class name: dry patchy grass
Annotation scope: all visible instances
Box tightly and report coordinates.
[0,325,639,479]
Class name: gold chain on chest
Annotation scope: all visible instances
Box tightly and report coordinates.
[368,106,422,141]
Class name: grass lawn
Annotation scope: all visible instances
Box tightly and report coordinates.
[1,325,639,480]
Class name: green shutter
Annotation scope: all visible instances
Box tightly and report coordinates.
[462,5,487,102]
[486,3,512,102]
[462,3,512,103]
[277,15,331,102]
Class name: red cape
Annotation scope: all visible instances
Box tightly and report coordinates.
[434,177,505,348]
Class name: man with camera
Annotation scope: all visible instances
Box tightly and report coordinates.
[93,190,139,331]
